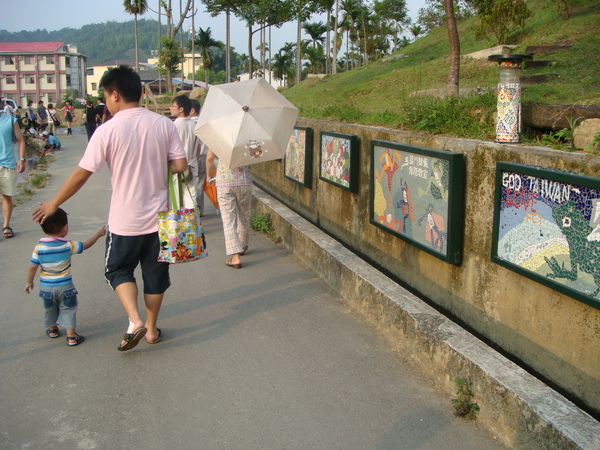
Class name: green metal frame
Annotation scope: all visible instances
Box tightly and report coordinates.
[369,140,465,264]
[319,131,359,193]
[492,162,600,310]
[284,126,314,188]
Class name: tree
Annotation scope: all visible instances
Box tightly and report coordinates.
[410,25,422,41]
[123,0,149,73]
[444,0,460,98]
[471,0,531,44]
[271,50,295,85]
[373,0,410,45]
[186,27,225,85]
[294,0,328,84]
[417,0,475,33]
[303,21,327,49]
[161,0,193,89]
[157,37,186,90]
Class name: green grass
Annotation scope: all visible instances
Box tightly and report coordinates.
[283,0,600,141]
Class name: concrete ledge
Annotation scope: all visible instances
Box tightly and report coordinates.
[253,187,600,449]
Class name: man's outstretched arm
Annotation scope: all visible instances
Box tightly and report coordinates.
[32,167,93,223]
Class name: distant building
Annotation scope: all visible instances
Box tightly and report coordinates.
[238,70,286,89]
[0,42,87,107]
[147,52,203,79]
[86,60,160,97]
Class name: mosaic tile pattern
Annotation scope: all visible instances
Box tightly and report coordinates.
[372,145,450,256]
[497,170,600,298]
[320,134,353,188]
[285,128,310,185]
[496,83,521,143]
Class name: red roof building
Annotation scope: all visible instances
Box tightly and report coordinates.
[0,42,87,107]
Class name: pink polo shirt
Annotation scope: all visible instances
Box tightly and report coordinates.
[79,107,186,236]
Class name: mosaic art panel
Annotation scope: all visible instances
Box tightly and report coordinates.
[370,141,464,264]
[319,131,358,192]
[492,162,600,310]
[284,127,313,187]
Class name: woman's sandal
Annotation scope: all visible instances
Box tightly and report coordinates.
[3,227,14,238]
[225,259,242,269]
[67,334,85,346]
[46,327,59,338]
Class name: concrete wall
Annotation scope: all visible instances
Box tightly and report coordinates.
[251,118,600,416]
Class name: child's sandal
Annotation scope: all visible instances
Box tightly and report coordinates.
[67,334,85,346]
[46,327,59,338]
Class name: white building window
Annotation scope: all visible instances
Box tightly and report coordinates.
[25,75,35,84]
[46,56,54,64]
[4,56,14,64]
[48,93,57,103]
[6,76,15,84]
[91,82,97,90]
[24,56,34,65]
[47,75,55,84]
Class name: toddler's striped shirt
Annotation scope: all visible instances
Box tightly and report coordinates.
[30,237,84,287]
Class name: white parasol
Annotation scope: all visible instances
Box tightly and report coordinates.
[194,78,299,169]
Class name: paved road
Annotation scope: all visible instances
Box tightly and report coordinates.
[0,127,504,449]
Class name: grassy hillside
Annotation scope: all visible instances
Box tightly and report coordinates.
[282,0,600,142]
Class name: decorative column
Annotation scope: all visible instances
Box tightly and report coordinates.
[488,50,532,143]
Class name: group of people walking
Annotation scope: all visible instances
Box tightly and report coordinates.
[19,65,251,352]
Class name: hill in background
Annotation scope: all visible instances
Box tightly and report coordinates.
[283,0,600,141]
[0,19,164,66]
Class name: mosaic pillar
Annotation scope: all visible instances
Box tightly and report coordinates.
[488,53,532,144]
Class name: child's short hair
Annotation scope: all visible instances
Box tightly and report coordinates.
[41,208,68,235]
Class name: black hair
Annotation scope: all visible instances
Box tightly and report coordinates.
[41,208,68,235]
[99,65,142,104]
[173,95,191,116]
[190,99,201,116]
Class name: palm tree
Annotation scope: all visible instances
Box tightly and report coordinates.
[302,44,326,74]
[187,27,225,85]
[271,51,294,86]
[123,0,148,73]
[303,21,328,50]
[410,25,422,42]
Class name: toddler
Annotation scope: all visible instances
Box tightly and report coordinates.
[25,208,106,346]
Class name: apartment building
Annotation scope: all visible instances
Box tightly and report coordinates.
[0,42,87,107]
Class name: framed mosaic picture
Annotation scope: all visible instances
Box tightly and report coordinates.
[284,126,313,187]
[319,131,359,192]
[492,162,600,310]
[370,140,465,264]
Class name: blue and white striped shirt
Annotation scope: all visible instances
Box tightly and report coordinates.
[30,238,84,287]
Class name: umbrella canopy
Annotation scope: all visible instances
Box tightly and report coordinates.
[194,78,299,169]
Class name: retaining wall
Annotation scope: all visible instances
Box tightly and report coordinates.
[250,118,600,417]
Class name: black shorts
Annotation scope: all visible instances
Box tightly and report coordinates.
[104,231,170,295]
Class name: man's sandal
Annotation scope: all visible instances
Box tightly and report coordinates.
[67,334,85,346]
[118,327,147,351]
[3,227,14,238]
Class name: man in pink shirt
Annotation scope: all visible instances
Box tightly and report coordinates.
[33,66,187,351]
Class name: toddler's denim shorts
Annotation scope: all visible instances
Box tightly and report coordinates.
[40,284,78,329]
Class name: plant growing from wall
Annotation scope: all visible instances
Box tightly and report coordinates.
[251,212,280,242]
[451,377,480,419]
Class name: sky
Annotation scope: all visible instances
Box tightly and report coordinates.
[2,0,424,56]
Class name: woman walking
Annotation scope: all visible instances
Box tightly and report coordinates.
[206,150,252,269]
[61,100,75,136]
[46,104,58,135]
